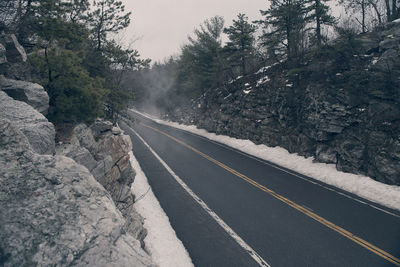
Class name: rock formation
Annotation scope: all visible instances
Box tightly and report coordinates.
[0,119,153,267]
[0,90,55,155]
[166,21,400,185]
[0,33,154,266]
[0,33,30,80]
[56,120,148,244]
[0,76,49,114]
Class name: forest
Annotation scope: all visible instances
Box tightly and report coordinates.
[1,0,400,122]
[0,0,150,124]
[125,0,400,115]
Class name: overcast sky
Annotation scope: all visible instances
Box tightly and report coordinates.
[121,0,268,63]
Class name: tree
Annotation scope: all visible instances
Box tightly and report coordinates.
[384,0,399,21]
[175,16,226,97]
[102,40,151,123]
[223,13,257,75]
[338,0,370,33]
[87,0,131,51]
[63,0,90,23]
[307,0,336,46]
[257,0,311,64]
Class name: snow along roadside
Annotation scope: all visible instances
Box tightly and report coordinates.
[128,151,194,267]
[132,109,400,212]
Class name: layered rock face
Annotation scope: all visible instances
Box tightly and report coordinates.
[0,119,153,267]
[0,34,153,266]
[57,120,147,244]
[166,21,400,185]
[0,33,30,80]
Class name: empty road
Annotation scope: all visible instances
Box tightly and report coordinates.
[120,111,400,267]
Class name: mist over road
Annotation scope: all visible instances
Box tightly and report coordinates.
[121,111,400,267]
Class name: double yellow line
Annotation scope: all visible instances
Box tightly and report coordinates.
[141,123,400,266]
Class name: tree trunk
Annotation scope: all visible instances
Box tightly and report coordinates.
[316,0,321,46]
[362,0,366,33]
[393,0,398,20]
[369,0,382,24]
[385,0,391,21]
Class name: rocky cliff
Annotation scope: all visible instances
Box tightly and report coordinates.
[166,21,400,185]
[0,34,154,266]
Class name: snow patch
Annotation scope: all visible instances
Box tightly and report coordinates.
[129,152,194,267]
[255,63,279,74]
[223,93,232,100]
[243,89,252,94]
[132,109,400,212]
[256,76,270,87]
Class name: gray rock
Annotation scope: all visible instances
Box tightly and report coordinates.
[56,143,97,171]
[315,145,337,164]
[72,124,97,152]
[357,32,380,53]
[3,34,27,63]
[0,119,154,267]
[373,49,399,72]
[0,44,6,64]
[91,119,113,137]
[0,91,55,155]
[0,77,49,115]
[112,126,123,135]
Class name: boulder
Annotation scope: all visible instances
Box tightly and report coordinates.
[315,144,337,164]
[91,119,113,137]
[2,34,27,63]
[0,91,55,155]
[0,77,49,115]
[56,143,97,171]
[112,126,123,135]
[72,124,97,152]
[0,119,154,267]
[95,133,132,162]
[56,122,147,242]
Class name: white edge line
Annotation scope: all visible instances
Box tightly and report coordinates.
[130,109,400,219]
[127,124,271,267]
[180,131,400,219]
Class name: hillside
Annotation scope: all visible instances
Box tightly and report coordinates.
[164,20,400,185]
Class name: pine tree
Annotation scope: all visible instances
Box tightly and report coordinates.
[87,0,131,51]
[176,16,225,97]
[257,0,311,64]
[307,0,336,46]
[223,13,256,75]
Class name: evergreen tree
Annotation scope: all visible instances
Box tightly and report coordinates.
[223,13,256,75]
[307,0,336,46]
[87,0,131,51]
[257,0,311,64]
[176,16,225,97]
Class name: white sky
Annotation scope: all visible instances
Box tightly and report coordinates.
[121,0,268,63]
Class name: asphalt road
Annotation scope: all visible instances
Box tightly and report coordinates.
[120,111,400,267]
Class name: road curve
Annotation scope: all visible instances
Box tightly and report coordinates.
[120,111,400,267]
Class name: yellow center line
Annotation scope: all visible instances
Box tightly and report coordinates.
[141,123,400,266]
